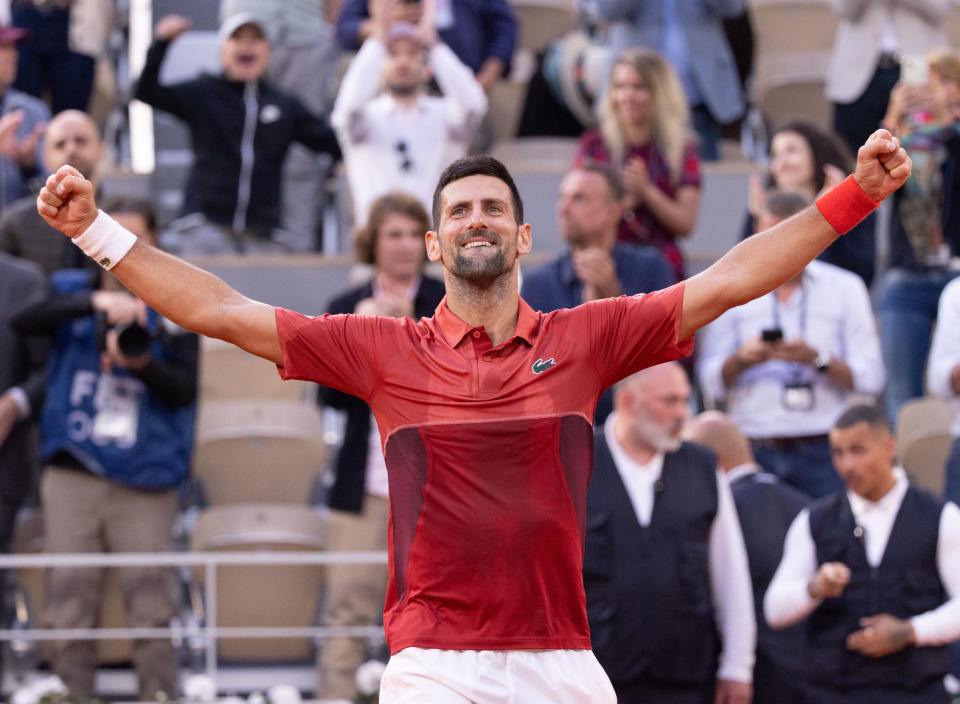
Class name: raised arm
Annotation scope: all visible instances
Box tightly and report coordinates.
[36,166,283,365]
[678,130,910,341]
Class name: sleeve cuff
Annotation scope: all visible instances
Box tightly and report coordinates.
[5,387,30,420]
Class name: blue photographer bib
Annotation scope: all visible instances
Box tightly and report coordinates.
[40,269,195,489]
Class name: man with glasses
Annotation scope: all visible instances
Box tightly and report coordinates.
[332,0,487,225]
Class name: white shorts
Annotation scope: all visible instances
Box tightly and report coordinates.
[380,647,617,704]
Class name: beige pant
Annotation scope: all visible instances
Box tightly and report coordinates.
[41,467,180,701]
[317,494,390,699]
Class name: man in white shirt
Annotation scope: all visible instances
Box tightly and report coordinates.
[331,1,487,226]
[927,275,960,506]
[584,362,755,704]
[697,190,886,499]
[765,403,960,704]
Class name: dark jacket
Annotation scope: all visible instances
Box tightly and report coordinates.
[319,276,445,513]
[585,433,720,688]
[808,487,949,695]
[134,39,340,235]
[730,470,808,693]
[0,253,48,506]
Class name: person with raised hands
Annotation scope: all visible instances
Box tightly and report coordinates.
[37,130,908,703]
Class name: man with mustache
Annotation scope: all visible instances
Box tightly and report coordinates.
[584,362,755,704]
[36,129,909,702]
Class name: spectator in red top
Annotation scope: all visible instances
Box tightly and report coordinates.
[574,47,702,281]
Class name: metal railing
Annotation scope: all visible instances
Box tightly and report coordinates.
[0,550,389,685]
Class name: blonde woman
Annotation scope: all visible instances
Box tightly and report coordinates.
[574,48,702,280]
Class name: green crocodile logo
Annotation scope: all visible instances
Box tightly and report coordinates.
[532,357,557,375]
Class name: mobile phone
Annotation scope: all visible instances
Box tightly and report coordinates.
[901,55,928,85]
[761,328,783,343]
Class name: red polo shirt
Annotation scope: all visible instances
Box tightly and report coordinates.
[276,283,692,653]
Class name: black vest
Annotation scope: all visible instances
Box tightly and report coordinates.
[585,435,719,686]
[730,471,808,680]
[808,486,949,692]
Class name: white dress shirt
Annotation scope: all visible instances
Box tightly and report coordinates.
[765,469,960,645]
[331,38,488,225]
[927,276,960,436]
[697,260,885,438]
[604,415,757,683]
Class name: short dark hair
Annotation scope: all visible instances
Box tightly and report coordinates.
[573,162,624,201]
[431,155,524,228]
[354,191,430,265]
[763,189,809,221]
[99,195,158,233]
[834,403,890,433]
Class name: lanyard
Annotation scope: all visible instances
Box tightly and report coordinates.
[770,283,808,381]
[770,282,807,339]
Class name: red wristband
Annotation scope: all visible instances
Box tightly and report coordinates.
[815,175,881,235]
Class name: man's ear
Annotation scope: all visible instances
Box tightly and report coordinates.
[517,223,532,256]
[425,230,441,262]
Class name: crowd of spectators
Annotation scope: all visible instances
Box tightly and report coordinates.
[2,0,960,702]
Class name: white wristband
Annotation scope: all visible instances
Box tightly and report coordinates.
[71,210,138,270]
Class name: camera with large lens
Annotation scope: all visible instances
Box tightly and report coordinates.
[114,321,152,358]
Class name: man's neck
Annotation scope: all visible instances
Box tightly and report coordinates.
[388,87,423,109]
[774,271,804,302]
[443,272,520,347]
[569,228,616,254]
[376,270,418,297]
[612,415,657,465]
[860,472,899,504]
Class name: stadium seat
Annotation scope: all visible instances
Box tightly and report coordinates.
[749,0,837,130]
[188,503,327,661]
[900,430,953,495]
[895,397,954,494]
[193,400,327,504]
[895,396,954,450]
[489,137,579,175]
[509,0,579,53]
[199,336,311,403]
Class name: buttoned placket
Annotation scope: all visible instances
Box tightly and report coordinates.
[468,329,513,396]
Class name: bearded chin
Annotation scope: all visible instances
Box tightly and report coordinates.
[452,250,509,283]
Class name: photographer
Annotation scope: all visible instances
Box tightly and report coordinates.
[10,196,197,702]
[697,190,885,499]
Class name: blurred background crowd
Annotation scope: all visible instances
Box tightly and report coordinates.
[4,0,960,702]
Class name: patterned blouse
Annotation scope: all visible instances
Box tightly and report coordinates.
[574,130,701,280]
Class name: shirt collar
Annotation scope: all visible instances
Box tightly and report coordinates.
[383,92,429,115]
[726,463,761,485]
[847,466,909,519]
[433,295,540,347]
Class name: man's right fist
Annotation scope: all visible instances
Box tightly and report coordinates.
[155,14,192,42]
[37,165,98,239]
[808,561,852,600]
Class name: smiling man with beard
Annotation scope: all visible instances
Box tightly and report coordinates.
[585,361,756,704]
[37,130,910,701]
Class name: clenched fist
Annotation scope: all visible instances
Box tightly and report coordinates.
[36,165,99,239]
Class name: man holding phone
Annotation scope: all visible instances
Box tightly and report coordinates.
[697,190,886,499]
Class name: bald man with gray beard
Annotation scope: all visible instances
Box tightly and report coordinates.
[0,110,103,275]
